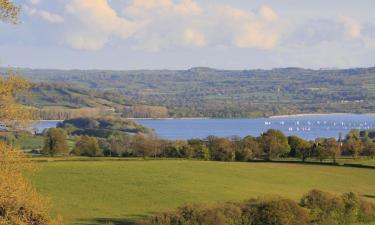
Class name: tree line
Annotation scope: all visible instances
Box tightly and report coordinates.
[42,127,375,162]
[137,189,375,225]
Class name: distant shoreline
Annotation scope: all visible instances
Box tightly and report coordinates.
[35,113,375,122]
[269,113,375,119]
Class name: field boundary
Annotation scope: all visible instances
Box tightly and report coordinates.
[31,157,375,169]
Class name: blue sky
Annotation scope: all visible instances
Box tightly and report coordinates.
[1,0,375,70]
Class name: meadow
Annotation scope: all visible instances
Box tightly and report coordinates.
[31,160,375,225]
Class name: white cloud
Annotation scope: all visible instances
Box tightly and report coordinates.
[29,0,41,5]
[25,6,64,23]
[183,28,206,48]
[340,16,361,39]
[260,5,277,22]
[64,0,140,50]
[59,0,279,51]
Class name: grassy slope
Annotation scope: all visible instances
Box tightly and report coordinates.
[32,160,375,225]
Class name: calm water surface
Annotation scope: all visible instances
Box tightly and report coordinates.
[34,114,375,140]
[136,114,375,140]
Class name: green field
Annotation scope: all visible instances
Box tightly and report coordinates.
[32,160,375,225]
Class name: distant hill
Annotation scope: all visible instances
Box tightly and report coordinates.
[2,67,375,118]
[17,83,132,109]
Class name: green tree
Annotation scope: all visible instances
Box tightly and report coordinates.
[260,129,290,160]
[344,129,362,159]
[42,128,68,156]
[288,136,312,162]
[73,136,101,157]
[235,136,261,161]
[344,137,362,159]
[206,136,235,161]
[362,141,375,159]
[322,138,341,163]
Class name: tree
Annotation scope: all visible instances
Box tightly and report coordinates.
[0,2,62,224]
[206,136,235,161]
[0,74,34,123]
[288,136,312,162]
[344,137,362,159]
[0,0,19,24]
[73,135,102,157]
[131,133,157,158]
[188,139,210,160]
[260,129,290,160]
[363,141,375,159]
[322,138,341,163]
[235,136,261,161]
[42,128,68,156]
[344,129,362,159]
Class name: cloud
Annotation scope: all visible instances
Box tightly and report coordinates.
[64,0,139,50]
[29,0,41,5]
[260,5,277,22]
[25,6,64,23]
[183,28,206,48]
[340,16,361,39]
[58,0,279,51]
[287,16,365,47]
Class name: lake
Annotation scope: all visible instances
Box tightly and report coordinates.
[34,114,375,140]
[137,114,375,140]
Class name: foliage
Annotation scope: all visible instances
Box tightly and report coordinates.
[42,128,68,156]
[206,136,235,161]
[0,68,61,224]
[139,190,374,225]
[73,136,101,157]
[57,117,151,137]
[235,136,262,161]
[0,141,62,224]
[260,129,290,160]
[362,141,375,159]
[0,73,34,123]
[343,130,363,159]
[288,136,312,161]
[301,190,375,225]
[0,0,19,24]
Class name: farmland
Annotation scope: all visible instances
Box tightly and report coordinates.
[32,160,375,225]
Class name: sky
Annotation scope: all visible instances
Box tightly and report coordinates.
[0,0,375,70]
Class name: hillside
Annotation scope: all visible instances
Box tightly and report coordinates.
[15,83,168,119]
[18,83,132,109]
[3,67,375,118]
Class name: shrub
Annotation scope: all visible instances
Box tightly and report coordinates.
[243,198,310,225]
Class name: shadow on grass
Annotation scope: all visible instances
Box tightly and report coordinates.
[78,214,148,225]
[363,194,375,199]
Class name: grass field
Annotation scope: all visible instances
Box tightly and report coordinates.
[32,160,375,225]
[15,135,44,149]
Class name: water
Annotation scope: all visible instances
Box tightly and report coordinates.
[33,114,375,140]
[32,121,60,133]
[136,114,375,140]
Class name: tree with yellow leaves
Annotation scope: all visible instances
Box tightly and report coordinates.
[1,1,63,224]
[0,0,19,24]
[0,75,63,225]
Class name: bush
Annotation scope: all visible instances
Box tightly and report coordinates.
[138,190,375,225]
[242,198,310,225]
[300,189,375,225]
